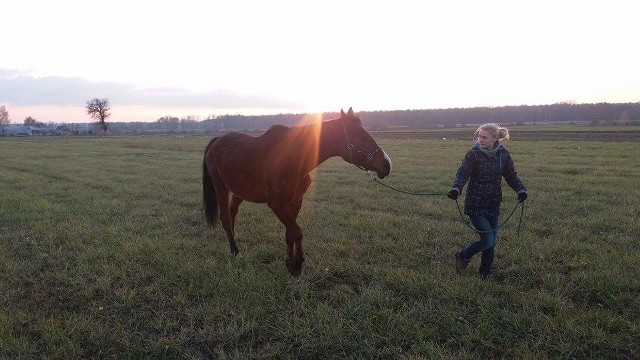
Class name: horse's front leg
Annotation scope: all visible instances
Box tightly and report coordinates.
[268,201,304,276]
[289,199,305,273]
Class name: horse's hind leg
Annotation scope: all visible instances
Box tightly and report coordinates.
[212,179,239,255]
[230,194,243,231]
[288,175,312,267]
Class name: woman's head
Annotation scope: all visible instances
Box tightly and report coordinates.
[474,123,510,150]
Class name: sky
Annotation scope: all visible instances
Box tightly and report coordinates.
[1,0,639,123]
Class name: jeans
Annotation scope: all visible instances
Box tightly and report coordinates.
[460,213,499,275]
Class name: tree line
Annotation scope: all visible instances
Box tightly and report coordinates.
[357,102,640,129]
[3,101,639,135]
[108,102,640,134]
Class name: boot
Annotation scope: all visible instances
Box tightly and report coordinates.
[455,252,470,274]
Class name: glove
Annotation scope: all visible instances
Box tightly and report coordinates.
[447,189,459,200]
[518,192,528,203]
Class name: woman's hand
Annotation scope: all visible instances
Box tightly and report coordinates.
[447,189,459,200]
[518,192,528,203]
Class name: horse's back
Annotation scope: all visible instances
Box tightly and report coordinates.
[212,127,292,163]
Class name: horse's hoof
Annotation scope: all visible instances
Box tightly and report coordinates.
[230,245,239,256]
[285,256,303,276]
[288,267,302,277]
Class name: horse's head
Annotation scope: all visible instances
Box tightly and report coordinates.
[338,107,391,179]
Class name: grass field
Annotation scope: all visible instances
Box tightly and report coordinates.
[1,130,639,358]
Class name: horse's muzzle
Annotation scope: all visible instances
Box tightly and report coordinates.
[374,151,392,179]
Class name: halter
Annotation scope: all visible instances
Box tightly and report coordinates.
[340,120,381,170]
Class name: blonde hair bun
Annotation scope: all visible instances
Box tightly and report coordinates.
[498,127,510,140]
[476,123,510,141]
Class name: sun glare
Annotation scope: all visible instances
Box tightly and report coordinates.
[296,112,323,208]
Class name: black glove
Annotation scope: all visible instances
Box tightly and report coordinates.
[518,192,528,203]
[447,189,459,200]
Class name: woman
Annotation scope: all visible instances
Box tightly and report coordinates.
[447,123,527,277]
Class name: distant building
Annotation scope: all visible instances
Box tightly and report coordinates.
[0,124,32,136]
[29,125,64,136]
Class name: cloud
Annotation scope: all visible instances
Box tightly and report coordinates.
[0,69,301,109]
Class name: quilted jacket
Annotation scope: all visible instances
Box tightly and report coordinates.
[452,142,526,216]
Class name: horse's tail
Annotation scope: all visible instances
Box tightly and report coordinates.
[203,137,219,228]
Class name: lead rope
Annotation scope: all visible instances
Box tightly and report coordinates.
[453,197,524,235]
[365,170,525,235]
[366,171,447,196]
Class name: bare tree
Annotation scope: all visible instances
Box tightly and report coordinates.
[86,98,111,133]
[0,105,10,125]
[24,116,43,126]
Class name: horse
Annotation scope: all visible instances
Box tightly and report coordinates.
[202,108,391,276]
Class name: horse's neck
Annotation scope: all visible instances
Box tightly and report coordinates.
[317,119,344,165]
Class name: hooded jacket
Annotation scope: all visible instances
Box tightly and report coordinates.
[452,141,526,216]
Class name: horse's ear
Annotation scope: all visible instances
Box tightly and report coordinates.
[347,107,354,117]
[340,109,346,117]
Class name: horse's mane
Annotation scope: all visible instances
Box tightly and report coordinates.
[265,124,290,133]
[260,121,325,143]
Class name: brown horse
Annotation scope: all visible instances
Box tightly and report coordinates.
[202,108,391,275]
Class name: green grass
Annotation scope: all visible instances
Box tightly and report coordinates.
[1,134,639,358]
